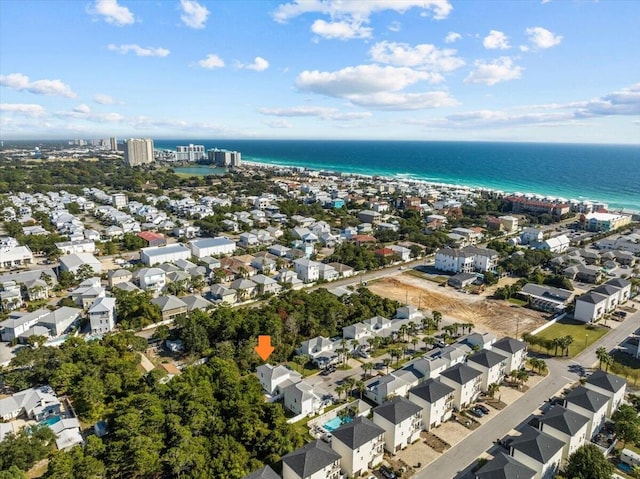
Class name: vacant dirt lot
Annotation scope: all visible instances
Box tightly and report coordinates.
[368,274,547,338]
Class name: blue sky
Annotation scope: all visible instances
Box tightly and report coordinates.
[0,0,638,143]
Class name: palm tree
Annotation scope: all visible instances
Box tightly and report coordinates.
[399,324,408,342]
[351,339,360,357]
[344,377,356,398]
[487,382,500,398]
[561,335,574,357]
[422,316,431,333]
[293,354,310,376]
[411,336,419,353]
[432,311,442,331]
[515,369,529,387]
[355,380,366,399]
[537,360,548,376]
[362,362,373,379]
[383,357,392,374]
[340,338,349,366]
[596,347,610,370]
[551,337,562,356]
[528,358,540,373]
[335,384,346,401]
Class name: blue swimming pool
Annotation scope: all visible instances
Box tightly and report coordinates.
[323,415,353,432]
[40,415,61,426]
[618,462,633,473]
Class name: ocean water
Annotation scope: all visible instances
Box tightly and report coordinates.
[156,140,640,211]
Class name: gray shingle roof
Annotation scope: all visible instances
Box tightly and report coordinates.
[538,406,590,436]
[242,465,281,479]
[508,426,564,464]
[492,337,526,355]
[475,451,536,479]
[332,416,384,449]
[585,370,626,393]
[468,349,506,369]
[281,439,340,477]
[409,378,455,403]
[440,363,482,385]
[373,396,421,425]
[564,386,609,412]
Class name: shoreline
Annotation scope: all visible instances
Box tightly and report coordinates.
[173,160,640,215]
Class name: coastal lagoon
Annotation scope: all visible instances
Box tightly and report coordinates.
[157,140,640,211]
[173,166,228,176]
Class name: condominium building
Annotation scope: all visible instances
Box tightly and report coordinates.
[208,149,242,167]
[123,138,154,166]
[109,137,118,151]
[175,144,205,162]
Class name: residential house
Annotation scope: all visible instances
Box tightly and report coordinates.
[573,291,609,323]
[70,280,105,309]
[230,278,258,300]
[293,258,321,283]
[537,406,590,462]
[283,381,322,418]
[537,235,570,254]
[521,228,544,245]
[58,253,102,275]
[475,452,536,479]
[281,439,341,479]
[151,295,188,321]
[408,378,455,431]
[563,386,609,439]
[252,274,282,296]
[256,364,302,398]
[372,397,422,454]
[50,417,84,451]
[467,349,508,392]
[492,337,528,373]
[0,308,50,342]
[23,278,50,301]
[563,264,603,284]
[507,426,564,479]
[108,269,133,288]
[239,232,259,248]
[519,284,573,313]
[327,262,354,278]
[583,370,626,417]
[38,307,81,336]
[0,282,22,311]
[135,268,166,296]
[439,363,483,410]
[297,336,337,367]
[395,305,424,322]
[331,416,385,477]
[0,385,61,421]
[388,245,411,261]
[358,210,381,224]
[137,231,167,247]
[448,272,478,289]
[364,373,417,406]
[88,297,117,335]
[435,246,498,273]
[209,284,237,304]
[318,263,338,281]
[605,277,632,304]
[140,244,192,266]
[243,466,281,479]
[55,239,96,255]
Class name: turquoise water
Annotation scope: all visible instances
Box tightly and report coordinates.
[40,415,61,426]
[323,415,353,432]
[154,140,640,211]
[618,462,633,473]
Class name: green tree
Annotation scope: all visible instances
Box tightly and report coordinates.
[565,444,614,479]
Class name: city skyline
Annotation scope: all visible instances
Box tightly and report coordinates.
[0,0,639,143]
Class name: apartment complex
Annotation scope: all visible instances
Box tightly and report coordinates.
[208,148,242,167]
[123,138,154,166]
[176,144,206,162]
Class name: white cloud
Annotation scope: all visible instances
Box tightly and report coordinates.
[0,103,47,117]
[444,32,461,43]
[107,44,170,57]
[369,41,465,72]
[264,119,294,128]
[198,54,225,69]
[180,0,210,29]
[259,105,373,120]
[483,30,510,50]
[238,56,270,71]
[0,73,77,98]
[88,0,134,26]
[574,83,640,117]
[525,27,563,49]
[388,21,401,32]
[296,64,456,110]
[311,19,372,40]
[464,57,523,86]
[273,0,452,39]
[73,104,91,114]
[94,94,116,104]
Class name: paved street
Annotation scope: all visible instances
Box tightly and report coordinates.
[415,302,640,479]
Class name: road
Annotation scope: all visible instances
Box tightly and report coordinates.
[414,302,640,479]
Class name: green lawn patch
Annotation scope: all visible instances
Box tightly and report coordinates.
[531,320,609,357]
[508,298,528,306]
[286,361,320,378]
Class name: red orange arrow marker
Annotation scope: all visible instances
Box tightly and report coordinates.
[255,335,275,361]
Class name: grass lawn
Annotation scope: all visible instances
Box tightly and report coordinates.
[508,298,528,306]
[531,320,609,357]
[286,361,320,377]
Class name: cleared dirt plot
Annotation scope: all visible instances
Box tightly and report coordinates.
[368,274,548,338]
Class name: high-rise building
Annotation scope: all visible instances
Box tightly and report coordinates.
[110,137,118,151]
[123,138,154,166]
[175,144,205,162]
[208,149,241,167]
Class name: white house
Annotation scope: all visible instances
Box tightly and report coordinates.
[439,363,483,410]
[372,397,422,454]
[563,386,609,439]
[435,246,498,273]
[508,426,564,479]
[135,268,166,296]
[38,307,81,337]
[54,239,96,255]
[317,263,338,281]
[243,466,281,479]
[467,349,508,392]
[255,364,302,398]
[573,291,609,323]
[492,337,528,373]
[521,228,544,245]
[538,235,570,254]
[283,381,322,418]
[537,406,590,462]
[0,308,50,342]
[58,253,102,275]
[140,244,192,266]
[88,297,117,335]
[297,336,336,366]
[0,385,61,422]
[281,439,341,479]
[583,370,626,417]
[331,416,385,477]
[293,258,321,283]
[408,379,455,431]
[475,452,536,479]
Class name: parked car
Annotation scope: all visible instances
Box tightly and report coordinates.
[379,466,397,479]
[468,408,484,418]
[476,404,490,414]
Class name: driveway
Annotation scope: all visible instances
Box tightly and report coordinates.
[0,342,16,367]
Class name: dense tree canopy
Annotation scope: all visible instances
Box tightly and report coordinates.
[565,444,614,479]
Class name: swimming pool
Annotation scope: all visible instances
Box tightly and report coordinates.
[40,415,61,426]
[618,462,633,473]
[323,415,353,432]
